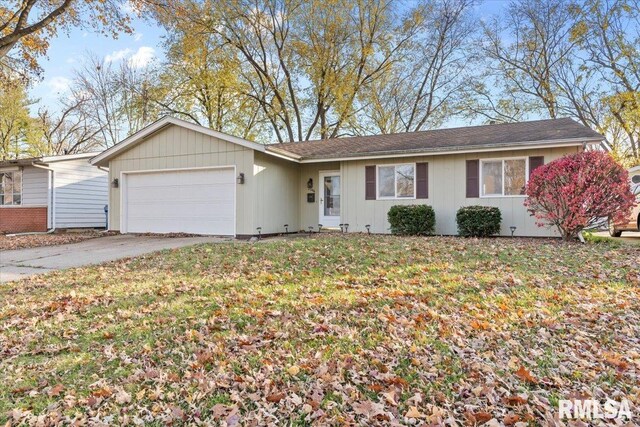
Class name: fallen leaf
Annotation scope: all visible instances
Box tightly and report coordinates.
[382,390,397,406]
[48,384,64,397]
[116,389,131,404]
[266,392,285,403]
[405,406,423,418]
[514,366,538,384]
[287,365,300,376]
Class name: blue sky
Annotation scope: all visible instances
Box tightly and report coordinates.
[28,0,510,115]
[29,16,166,111]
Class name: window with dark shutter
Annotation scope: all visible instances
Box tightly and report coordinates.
[416,163,428,199]
[365,165,376,200]
[529,156,544,177]
[466,160,479,198]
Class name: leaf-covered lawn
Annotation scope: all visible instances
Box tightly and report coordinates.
[1,235,638,425]
[0,231,105,251]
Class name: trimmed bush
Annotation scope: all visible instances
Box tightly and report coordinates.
[456,205,502,237]
[387,205,435,235]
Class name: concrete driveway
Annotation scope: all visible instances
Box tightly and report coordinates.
[0,234,229,283]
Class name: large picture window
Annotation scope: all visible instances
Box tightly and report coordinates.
[0,170,22,205]
[481,158,527,197]
[378,164,415,199]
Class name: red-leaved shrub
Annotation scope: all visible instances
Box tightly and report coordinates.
[525,151,635,240]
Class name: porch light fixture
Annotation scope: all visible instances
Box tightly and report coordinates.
[365,224,371,234]
[111,178,119,188]
[510,226,517,237]
[307,178,313,190]
[237,173,245,184]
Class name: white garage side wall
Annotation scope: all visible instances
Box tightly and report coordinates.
[339,146,581,237]
[21,166,49,206]
[49,159,108,228]
[253,152,300,235]
[107,125,255,234]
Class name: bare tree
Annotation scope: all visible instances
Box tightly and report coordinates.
[358,0,477,134]
[67,55,159,148]
[37,97,103,155]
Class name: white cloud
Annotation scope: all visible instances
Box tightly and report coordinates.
[46,76,72,94]
[104,46,155,68]
[105,48,132,63]
[134,32,143,42]
[128,46,155,68]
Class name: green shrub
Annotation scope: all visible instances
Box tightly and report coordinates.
[387,205,435,235]
[456,205,502,237]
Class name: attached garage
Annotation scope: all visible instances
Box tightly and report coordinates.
[90,117,301,237]
[122,167,235,235]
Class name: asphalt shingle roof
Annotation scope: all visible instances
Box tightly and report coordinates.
[266,118,603,160]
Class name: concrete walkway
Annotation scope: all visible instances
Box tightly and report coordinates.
[591,231,640,245]
[0,234,229,283]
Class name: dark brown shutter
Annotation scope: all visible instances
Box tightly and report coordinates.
[365,165,376,200]
[529,156,544,177]
[416,162,428,199]
[466,160,479,198]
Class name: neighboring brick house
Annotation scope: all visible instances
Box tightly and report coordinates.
[0,153,108,234]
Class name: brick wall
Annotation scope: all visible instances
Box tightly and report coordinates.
[0,207,48,233]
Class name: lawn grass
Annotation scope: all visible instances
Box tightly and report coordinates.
[1,234,638,425]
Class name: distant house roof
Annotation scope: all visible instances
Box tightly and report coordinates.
[0,152,101,168]
[267,118,603,161]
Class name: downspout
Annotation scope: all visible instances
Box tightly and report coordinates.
[31,162,56,233]
[97,166,109,230]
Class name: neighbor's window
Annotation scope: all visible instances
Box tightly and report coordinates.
[378,164,415,199]
[481,158,526,197]
[0,170,22,205]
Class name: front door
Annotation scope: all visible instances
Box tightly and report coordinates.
[319,171,341,228]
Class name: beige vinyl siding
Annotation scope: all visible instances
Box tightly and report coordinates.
[21,166,49,206]
[50,159,108,228]
[299,162,341,231]
[107,125,255,234]
[253,152,300,235]
[339,146,580,237]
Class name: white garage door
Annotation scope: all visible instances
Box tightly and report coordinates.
[123,167,235,235]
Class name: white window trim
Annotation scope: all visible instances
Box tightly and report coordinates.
[480,157,529,198]
[376,163,417,200]
[0,169,22,206]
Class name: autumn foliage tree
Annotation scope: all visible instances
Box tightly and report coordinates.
[0,0,154,75]
[525,151,636,240]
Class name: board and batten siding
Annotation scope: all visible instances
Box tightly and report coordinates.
[49,159,108,228]
[299,146,580,237]
[21,166,49,206]
[107,125,255,234]
[253,152,300,234]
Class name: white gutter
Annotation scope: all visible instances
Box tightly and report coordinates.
[31,162,56,232]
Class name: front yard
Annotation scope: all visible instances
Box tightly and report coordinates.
[1,235,638,425]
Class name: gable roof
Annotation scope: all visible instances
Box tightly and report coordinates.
[267,118,603,161]
[90,116,267,167]
[90,116,603,166]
